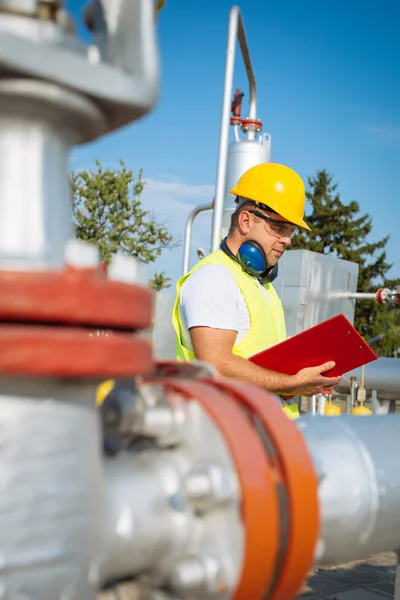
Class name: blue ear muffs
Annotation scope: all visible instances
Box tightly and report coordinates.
[220,238,279,283]
[237,240,267,276]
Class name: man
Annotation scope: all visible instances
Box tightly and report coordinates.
[172,163,340,402]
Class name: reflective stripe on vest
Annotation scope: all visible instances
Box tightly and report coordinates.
[171,251,299,421]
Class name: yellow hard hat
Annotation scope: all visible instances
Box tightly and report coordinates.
[230,163,311,230]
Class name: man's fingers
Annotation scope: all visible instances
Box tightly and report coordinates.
[322,386,334,394]
[320,375,341,385]
[318,361,336,373]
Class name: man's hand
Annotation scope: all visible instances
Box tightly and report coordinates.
[189,327,341,397]
[287,362,341,397]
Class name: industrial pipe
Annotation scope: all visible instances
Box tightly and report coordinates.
[347,292,377,300]
[5,3,400,600]
[182,202,213,274]
[337,357,400,401]
[96,379,400,599]
[336,288,400,306]
[211,6,257,252]
[299,415,400,565]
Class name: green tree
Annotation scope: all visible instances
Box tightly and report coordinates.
[292,169,400,356]
[71,159,175,290]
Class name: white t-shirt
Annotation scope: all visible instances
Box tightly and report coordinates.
[179,258,272,352]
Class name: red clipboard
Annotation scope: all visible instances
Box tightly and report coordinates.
[249,314,378,377]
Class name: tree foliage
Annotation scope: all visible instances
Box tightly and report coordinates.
[291,170,400,357]
[71,159,174,290]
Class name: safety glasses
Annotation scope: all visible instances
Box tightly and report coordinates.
[249,209,298,239]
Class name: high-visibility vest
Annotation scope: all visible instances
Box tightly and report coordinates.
[171,250,300,420]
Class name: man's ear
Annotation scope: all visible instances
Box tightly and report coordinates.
[237,210,251,234]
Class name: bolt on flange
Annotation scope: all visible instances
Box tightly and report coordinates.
[100,383,189,448]
[168,554,230,597]
[184,465,236,513]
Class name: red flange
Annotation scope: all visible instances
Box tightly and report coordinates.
[0,325,153,377]
[213,380,319,600]
[155,378,280,600]
[241,118,263,132]
[376,288,385,304]
[0,270,153,331]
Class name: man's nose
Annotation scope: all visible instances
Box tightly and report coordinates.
[281,235,292,246]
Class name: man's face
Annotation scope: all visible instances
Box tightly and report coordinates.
[239,206,298,266]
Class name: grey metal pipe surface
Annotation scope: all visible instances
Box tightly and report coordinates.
[298,415,400,565]
[211,6,257,251]
[346,292,377,299]
[101,451,192,584]
[182,202,213,275]
[0,79,104,270]
[336,357,400,401]
[0,382,103,600]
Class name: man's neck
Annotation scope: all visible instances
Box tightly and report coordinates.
[225,233,242,256]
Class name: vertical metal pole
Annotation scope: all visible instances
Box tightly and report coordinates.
[395,550,400,600]
[210,6,257,252]
[182,203,213,275]
[317,394,326,415]
[349,377,359,413]
[308,395,317,415]
[371,389,378,414]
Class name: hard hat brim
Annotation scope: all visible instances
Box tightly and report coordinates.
[230,191,311,231]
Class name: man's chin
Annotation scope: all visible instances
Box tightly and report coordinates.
[268,251,283,264]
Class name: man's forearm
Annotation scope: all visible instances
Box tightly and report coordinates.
[215,353,297,393]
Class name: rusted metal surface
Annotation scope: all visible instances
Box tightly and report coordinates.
[0,325,154,376]
[0,270,153,330]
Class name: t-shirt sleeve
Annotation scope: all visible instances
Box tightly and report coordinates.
[180,264,239,332]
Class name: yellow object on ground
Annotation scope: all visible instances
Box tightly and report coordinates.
[96,379,115,406]
[351,403,372,415]
[324,396,341,416]
[230,163,310,230]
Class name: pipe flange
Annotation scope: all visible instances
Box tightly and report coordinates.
[0,268,153,331]
[0,324,153,377]
[376,287,386,304]
[159,379,280,600]
[241,118,262,132]
[212,380,319,600]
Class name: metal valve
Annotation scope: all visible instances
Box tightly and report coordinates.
[376,287,400,306]
[0,0,161,137]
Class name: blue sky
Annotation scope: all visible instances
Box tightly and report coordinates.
[67,0,400,286]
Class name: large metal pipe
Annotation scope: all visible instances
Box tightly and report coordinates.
[0,80,103,270]
[337,357,400,401]
[298,415,400,566]
[0,380,103,600]
[211,6,257,252]
[182,202,213,275]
